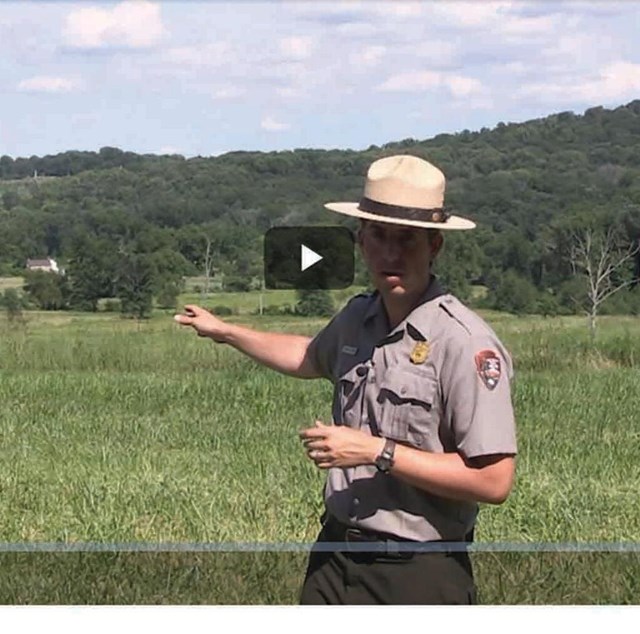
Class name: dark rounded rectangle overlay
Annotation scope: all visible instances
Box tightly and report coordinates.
[264,226,354,290]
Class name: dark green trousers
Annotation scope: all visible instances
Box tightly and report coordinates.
[300,522,476,605]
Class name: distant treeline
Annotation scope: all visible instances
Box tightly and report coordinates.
[1,99,640,316]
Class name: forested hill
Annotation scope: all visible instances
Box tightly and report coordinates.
[1,99,640,315]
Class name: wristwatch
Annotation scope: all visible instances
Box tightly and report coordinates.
[374,438,396,473]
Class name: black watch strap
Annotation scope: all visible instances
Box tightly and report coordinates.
[375,438,396,473]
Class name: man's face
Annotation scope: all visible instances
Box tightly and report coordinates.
[358,220,442,298]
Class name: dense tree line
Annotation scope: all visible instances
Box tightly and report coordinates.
[1,99,640,316]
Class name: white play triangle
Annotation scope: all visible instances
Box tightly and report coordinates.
[301,244,323,271]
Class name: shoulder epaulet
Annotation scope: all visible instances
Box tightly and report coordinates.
[339,291,375,316]
[438,294,489,337]
[344,291,373,305]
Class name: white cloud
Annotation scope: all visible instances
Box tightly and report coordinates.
[258,60,310,93]
[541,32,621,68]
[279,36,314,60]
[369,2,424,19]
[378,70,442,92]
[157,146,182,155]
[334,21,381,39]
[261,115,291,132]
[164,43,230,67]
[430,1,515,28]
[17,76,78,93]
[212,85,245,100]
[454,95,495,110]
[567,60,640,102]
[296,1,423,23]
[498,61,529,75]
[405,41,459,68]
[377,70,485,98]
[446,75,484,98]
[64,1,165,49]
[499,14,557,36]
[350,45,386,69]
[292,3,367,21]
[276,86,305,99]
[517,60,640,104]
[516,1,635,17]
[429,1,558,38]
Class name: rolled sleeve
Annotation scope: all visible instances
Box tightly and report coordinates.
[306,311,346,383]
[441,334,517,459]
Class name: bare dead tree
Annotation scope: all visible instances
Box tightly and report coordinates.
[569,225,640,338]
[201,234,216,302]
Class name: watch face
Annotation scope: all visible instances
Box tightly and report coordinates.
[375,455,391,472]
[375,440,395,472]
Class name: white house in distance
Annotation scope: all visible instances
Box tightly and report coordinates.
[26,257,60,274]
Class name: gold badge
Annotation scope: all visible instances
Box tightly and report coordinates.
[410,341,430,364]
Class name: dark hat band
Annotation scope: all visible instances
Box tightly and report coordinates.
[358,197,450,223]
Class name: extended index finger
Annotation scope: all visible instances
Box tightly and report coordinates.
[298,426,328,440]
[173,305,200,325]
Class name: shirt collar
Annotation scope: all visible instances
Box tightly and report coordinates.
[363,275,445,325]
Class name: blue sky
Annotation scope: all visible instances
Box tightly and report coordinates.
[1,1,640,159]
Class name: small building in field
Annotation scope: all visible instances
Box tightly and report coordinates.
[26,257,60,274]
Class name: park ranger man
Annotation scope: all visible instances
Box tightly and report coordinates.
[174,155,517,604]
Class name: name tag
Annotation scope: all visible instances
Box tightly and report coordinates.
[341,345,358,356]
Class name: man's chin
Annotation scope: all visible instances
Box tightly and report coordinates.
[378,278,408,295]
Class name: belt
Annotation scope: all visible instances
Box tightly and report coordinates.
[320,515,474,556]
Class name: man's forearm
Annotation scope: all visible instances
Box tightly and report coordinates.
[390,444,515,505]
[223,324,320,378]
[302,425,515,505]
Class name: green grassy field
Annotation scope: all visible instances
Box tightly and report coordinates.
[0,308,639,603]
[178,286,365,314]
[3,275,366,316]
[0,277,22,292]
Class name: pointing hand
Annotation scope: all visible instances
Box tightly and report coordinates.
[174,304,232,343]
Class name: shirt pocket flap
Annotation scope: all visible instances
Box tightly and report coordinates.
[377,371,438,446]
[337,362,363,396]
[334,362,367,425]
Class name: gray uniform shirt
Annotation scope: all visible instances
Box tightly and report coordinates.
[307,277,517,542]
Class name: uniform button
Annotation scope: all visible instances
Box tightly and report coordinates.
[353,497,360,506]
[400,386,407,395]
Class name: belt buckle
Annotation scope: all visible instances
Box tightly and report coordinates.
[344,528,366,543]
[344,528,376,553]
[344,528,360,553]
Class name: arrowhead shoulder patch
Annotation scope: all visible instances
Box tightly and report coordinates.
[475,349,501,390]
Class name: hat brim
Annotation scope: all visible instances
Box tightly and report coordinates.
[324,202,475,230]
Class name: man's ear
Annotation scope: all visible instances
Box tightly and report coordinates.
[430,231,444,261]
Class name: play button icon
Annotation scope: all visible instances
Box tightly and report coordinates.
[301,244,323,271]
[264,226,354,290]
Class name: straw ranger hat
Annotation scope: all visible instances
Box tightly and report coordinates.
[324,155,475,230]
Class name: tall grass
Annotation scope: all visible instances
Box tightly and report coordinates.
[0,311,639,602]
